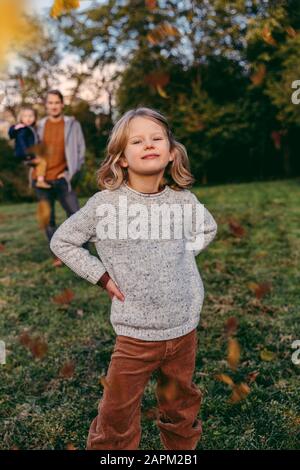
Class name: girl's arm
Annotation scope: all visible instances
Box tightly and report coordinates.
[50,194,107,284]
[8,125,17,139]
[186,192,218,257]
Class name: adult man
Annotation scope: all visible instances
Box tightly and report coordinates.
[31,89,86,267]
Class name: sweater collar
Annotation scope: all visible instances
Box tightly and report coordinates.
[122,181,170,198]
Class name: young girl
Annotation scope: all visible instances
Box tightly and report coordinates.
[50,107,218,450]
[8,106,51,189]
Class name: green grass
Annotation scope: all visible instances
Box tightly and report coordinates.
[0,179,299,450]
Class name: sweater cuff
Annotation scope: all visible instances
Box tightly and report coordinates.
[97,271,111,289]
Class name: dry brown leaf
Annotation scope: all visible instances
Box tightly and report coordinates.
[247,371,260,383]
[65,443,77,450]
[228,219,246,238]
[99,375,110,389]
[248,281,272,299]
[215,374,234,387]
[53,288,75,305]
[29,336,48,359]
[262,25,277,46]
[51,0,80,18]
[225,317,238,336]
[229,383,250,403]
[36,200,51,230]
[250,63,266,86]
[260,349,276,362]
[59,361,75,379]
[227,338,241,370]
[143,407,160,421]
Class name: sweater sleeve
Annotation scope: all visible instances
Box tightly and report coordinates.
[185,192,218,257]
[49,194,107,284]
[8,125,17,139]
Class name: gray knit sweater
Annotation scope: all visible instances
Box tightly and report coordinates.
[50,181,218,341]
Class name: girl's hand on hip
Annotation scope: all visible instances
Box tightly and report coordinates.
[105,279,125,302]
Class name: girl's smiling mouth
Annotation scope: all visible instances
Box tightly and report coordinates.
[142,154,160,159]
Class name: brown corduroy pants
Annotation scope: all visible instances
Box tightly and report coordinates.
[86,328,203,450]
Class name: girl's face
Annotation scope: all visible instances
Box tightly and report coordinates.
[20,110,35,126]
[120,117,174,177]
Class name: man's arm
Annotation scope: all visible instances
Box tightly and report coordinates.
[76,121,86,168]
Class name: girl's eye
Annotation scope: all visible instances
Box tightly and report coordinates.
[132,137,162,144]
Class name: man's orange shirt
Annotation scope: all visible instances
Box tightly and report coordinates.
[32,118,67,180]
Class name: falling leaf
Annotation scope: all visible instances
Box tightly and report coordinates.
[285,26,297,38]
[254,251,268,259]
[145,0,157,10]
[271,130,282,150]
[27,143,51,158]
[250,63,266,86]
[29,336,48,359]
[156,84,168,98]
[261,25,277,46]
[59,360,75,379]
[147,22,180,45]
[225,317,238,336]
[143,407,160,420]
[229,383,250,403]
[19,330,32,347]
[260,349,276,362]
[0,0,42,68]
[228,219,246,238]
[53,288,75,305]
[215,374,234,387]
[66,443,77,450]
[36,200,51,230]
[144,71,170,88]
[156,376,180,402]
[248,281,272,299]
[51,0,80,19]
[247,371,260,383]
[99,375,110,389]
[227,338,240,370]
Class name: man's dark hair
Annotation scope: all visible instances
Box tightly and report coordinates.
[46,89,64,103]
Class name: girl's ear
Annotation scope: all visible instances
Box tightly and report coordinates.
[119,155,128,168]
[169,148,176,163]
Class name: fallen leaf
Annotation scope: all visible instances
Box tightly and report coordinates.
[53,288,75,305]
[229,383,250,403]
[247,371,260,383]
[59,360,75,379]
[29,336,48,359]
[215,374,234,387]
[228,219,246,238]
[66,443,77,450]
[225,317,238,336]
[260,349,276,362]
[227,338,241,370]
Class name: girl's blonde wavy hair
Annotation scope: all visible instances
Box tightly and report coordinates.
[97,107,195,191]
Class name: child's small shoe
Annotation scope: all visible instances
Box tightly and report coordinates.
[36,180,52,189]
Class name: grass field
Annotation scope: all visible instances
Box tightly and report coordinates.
[0,179,299,450]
